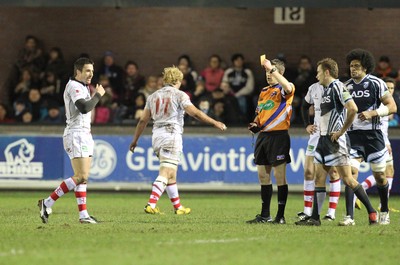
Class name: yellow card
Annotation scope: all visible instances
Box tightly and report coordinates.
[260,54,266,66]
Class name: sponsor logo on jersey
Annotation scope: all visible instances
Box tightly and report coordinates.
[322,96,331,103]
[351,90,370,98]
[259,100,275,111]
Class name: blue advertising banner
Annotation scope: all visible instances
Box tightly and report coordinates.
[1,134,398,194]
[0,136,63,180]
[63,135,374,184]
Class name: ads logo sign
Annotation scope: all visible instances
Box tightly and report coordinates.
[0,138,43,178]
[90,139,117,179]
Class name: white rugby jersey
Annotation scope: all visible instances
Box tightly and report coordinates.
[346,74,389,131]
[304,82,324,130]
[319,80,353,136]
[63,79,92,132]
[145,86,193,134]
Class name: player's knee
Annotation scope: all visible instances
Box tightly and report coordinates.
[258,174,271,185]
[74,173,89,184]
[159,158,178,171]
[304,168,314,180]
[371,162,386,173]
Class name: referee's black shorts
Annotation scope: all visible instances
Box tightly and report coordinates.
[254,130,291,166]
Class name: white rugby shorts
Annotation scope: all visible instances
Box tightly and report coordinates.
[306,132,320,156]
[63,131,94,159]
[152,127,183,162]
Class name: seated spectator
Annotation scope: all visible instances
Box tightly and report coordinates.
[42,100,64,123]
[40,71,63,105]
[222,53,254,117]
[121,60,146,106]
[219,81,244,123]
[7,35,45,103]
[93,76,114,124]
[291,55,318,124]
[15,35,46,74]
[26,87,48,122]
[95,51,124,99]
[191,79,207,106]
[185,97,211,125]
[133,93,146,121]
[139,75,158,99]
[156,75,164,89]
[178,54,198,81]
[178,63,196,98]
[13,68,34,102]
[21,111,33,123]
[200,54,225,93]
[209,99,226,123]
[0,103,15,123]
[43,47,68,85]
[373,56,398,79]
[209,88,243,125]
[94,91,113,124]
[13,99,29,122]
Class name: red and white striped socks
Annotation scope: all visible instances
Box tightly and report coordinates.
[75,184,89,219]
[166,182,182,209]
[303,180,314,216]
[44,177,77,208]
[361,175,376,190]
[327,179,341,217]
[148,176,168,208]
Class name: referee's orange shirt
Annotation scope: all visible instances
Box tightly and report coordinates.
[255,84,295,132]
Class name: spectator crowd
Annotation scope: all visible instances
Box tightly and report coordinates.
[1,35,400,127]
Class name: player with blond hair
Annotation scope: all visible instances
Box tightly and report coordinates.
[130,66,227,214]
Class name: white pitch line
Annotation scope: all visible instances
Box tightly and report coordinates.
[0,248,24,257]
[158,236,265,245]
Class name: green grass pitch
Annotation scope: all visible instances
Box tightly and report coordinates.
[0,191,399,265]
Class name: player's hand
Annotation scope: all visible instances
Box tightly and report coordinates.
[248,122,261,134]
[129,142,137,153]
[215,122,227,131]
[387,144,392,156]
[263,59,273,72]
[306,124,317,134]
[330,131,342,142]
[95,84,106,97]
[358,111,374,121]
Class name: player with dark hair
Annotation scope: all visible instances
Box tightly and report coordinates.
[345,49,376,74]
[38,57,106,224]
[340,49,397,226]
[296,58,377,226]
[355,77,399,215]
[246,57,294,224]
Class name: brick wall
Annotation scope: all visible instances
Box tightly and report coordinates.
[1,7,400,103]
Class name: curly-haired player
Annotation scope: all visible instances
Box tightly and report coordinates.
[341,49,397,226]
